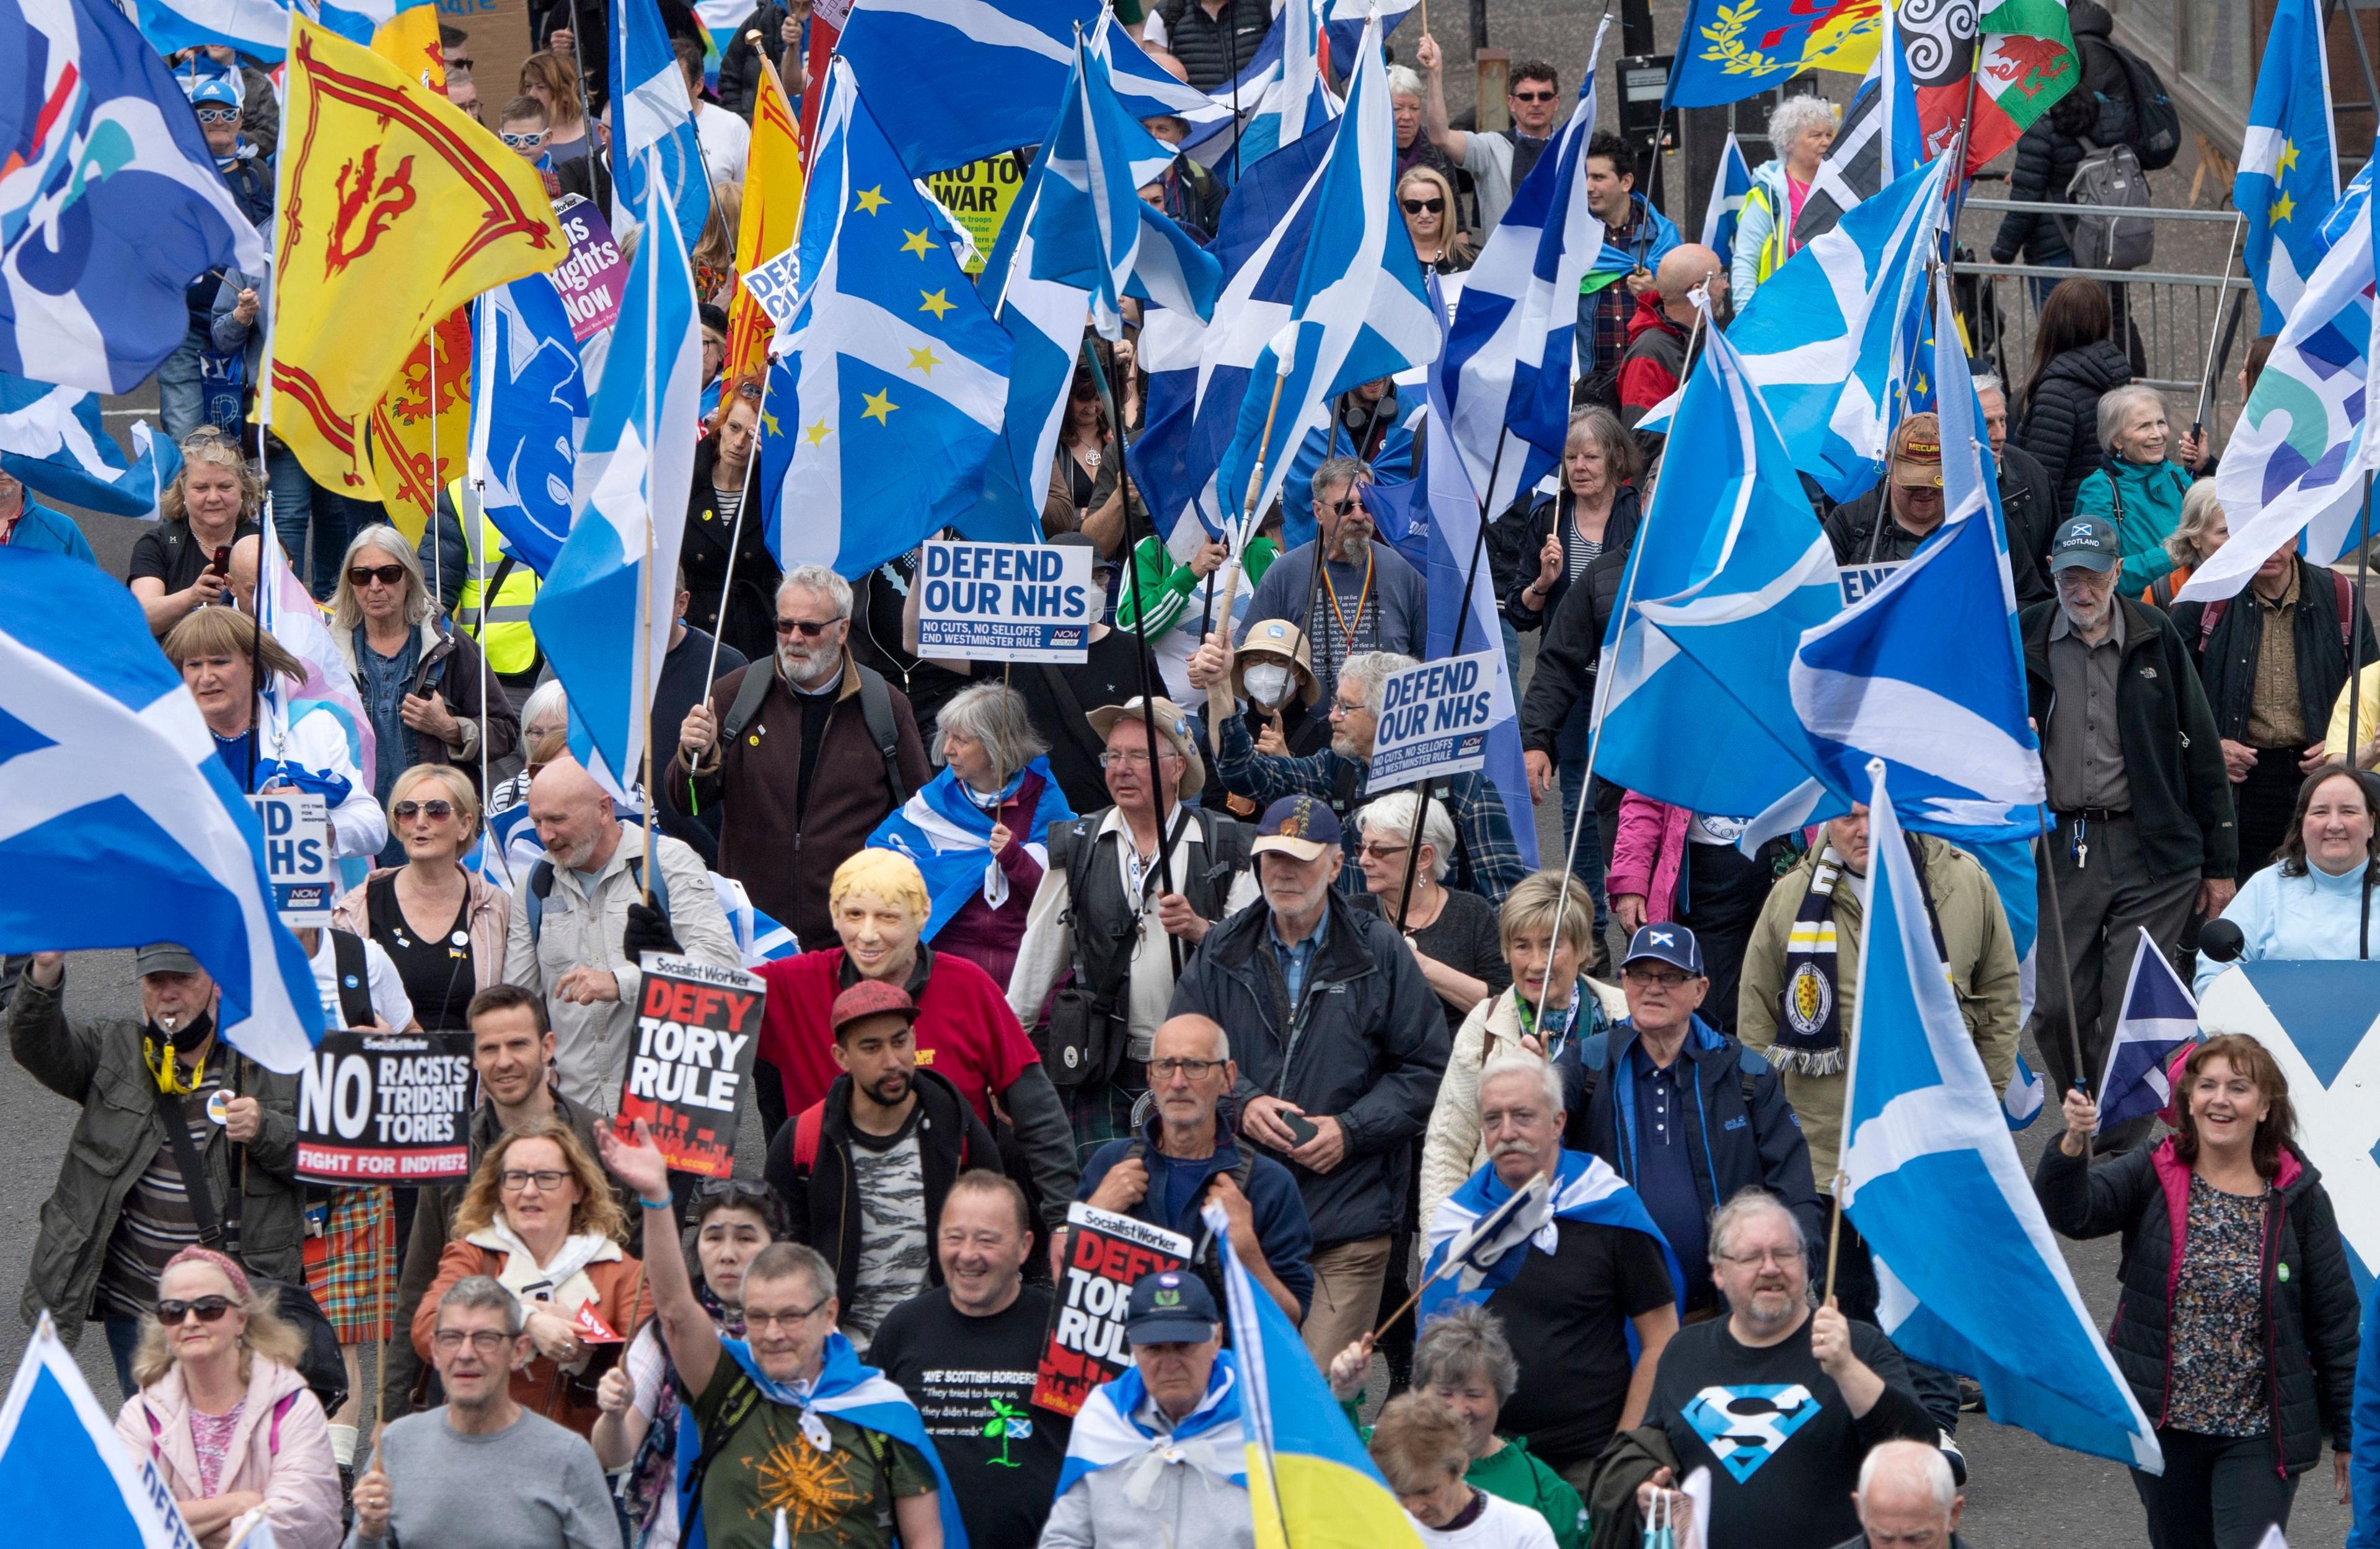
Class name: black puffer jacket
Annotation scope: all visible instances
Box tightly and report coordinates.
[2035,1136,2359,1473]
[1501,483,1643,635]
[716,1,789,118]
[1152,0,1272,90]
[1518,543,1632,758]
[2017,338,2133,516]
[1991,1,2134,265]
[2171,557,2379,743]
[1999,441,2060,606]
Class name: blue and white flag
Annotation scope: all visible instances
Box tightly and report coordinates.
[2192,131,2379,603]
[1055,1349,1246,1500]
[532,162,699,801]
[1215,16,1439,537]
[969,174,1092,548]
[1595,302,1843,828]
[757,61,1015,578]
[1839,763,2162,1472]
[2003,1053,2046,1129]
[0,1312,199,1546]
[1217,0,1338,172]
[866,761,1075,944]
[836,0,1220,175]
[468,278,587,576]
[1421,1151,1680,1326]
[2239,0,2339,333]
[1442,13,1611,519]
[720,879,801,966]
[125,0,289,63]
[1029,38,1222,341]
[2,0,272,394]
[1700,130,1752,254]
[1321,0,1418,68]
[0,373,180,518]
[611,0,713,250]
[2097,926,2198,1134]
[0,548,325,1070]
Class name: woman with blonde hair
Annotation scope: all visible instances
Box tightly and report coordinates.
[332,764,509,1032]
[416,1120,650,1437]
[2148,478,2228,607]
[520,50,600,164]
[1398,164,1476,274]
[691,181,742,306]
[130,429,265,635]
[114,1247,343,1549]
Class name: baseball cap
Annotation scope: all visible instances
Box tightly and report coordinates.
[185,75,242,110]
[2048,514,2121,573]
[1889,413,1944,490]
[135,943,203,977]
[1124,1269,1220,1345]
[1250,793,1342,863]
[1623,923,1706,977]
[829,980,917,1036]
[1085,695,1206,799]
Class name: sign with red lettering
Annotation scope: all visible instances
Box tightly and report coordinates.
[573,1300,623,1344]
[296,1031,475,1185]
[1031,1203,1192,1416]
[621,954,765,1178]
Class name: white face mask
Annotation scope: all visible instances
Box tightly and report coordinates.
[1243,660,1295,710]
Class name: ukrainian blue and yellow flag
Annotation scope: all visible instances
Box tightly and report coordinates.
[2239,0,2339,332]
[1204,1204,1424,1549]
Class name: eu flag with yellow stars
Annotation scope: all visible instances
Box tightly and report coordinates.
[2239,0,2339,333]
[756,58,1015,580]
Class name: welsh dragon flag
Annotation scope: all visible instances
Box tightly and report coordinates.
[1902,0,2078,172]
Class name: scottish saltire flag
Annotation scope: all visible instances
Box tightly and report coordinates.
[532,164,699,801]
[1651,155,1947,502]
[2004,1053,2047,1128]
[1225,0,1338,171]
[1792,3,1926,247]
[0,549,325,1070]
[758,61,1013,578]
[612,0,713,250]
[1442,14,1611,519]
[1207,1204,1425,1549]
[1668,0,1883,107]
[970,175,1092,547]
[2239,0,2339,332]
[1420,1153,1680,1325]
[2097,927,2198,1134]
[720,878,801,966]
[2191,143,2379,604]
[1056,1349,1247,1501]
[0,1313,200,1546]
[1840,764,2162,1471]
[1029,39,1222,341]
[469,278,588,576]
[1700,131,1752,254]
[1215,17,1438,537]
[1320,0,1418,68]
[1595,304,1842,826]
[867,757,1075,943]
[1130,124,1335,550]
[2,0,272,394]
[0,373,180,518]
[835,0,1219,175]
[126,0,289,62]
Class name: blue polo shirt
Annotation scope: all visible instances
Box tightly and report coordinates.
[2,500,95,563]
[1628,1038,1709,1290]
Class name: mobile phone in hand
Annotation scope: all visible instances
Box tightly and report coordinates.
[209,545,232,576]
[1279,1110,1319,1149]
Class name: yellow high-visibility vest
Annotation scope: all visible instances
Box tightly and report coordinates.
[451,481,540,676]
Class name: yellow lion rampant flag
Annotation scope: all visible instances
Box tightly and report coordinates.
[271,17,561,509]
[725,61,806,385]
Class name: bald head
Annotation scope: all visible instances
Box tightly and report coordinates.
[1854,1441,1960,1548]
[1148,1015,1234,1147]
[526,756,621,872]
[1151,1014,1229,1063]
[1656,243,1726,308]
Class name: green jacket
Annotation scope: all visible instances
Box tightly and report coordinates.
[2073,457,2193,593]
[1343,1400,1589,1549]
[10,975,303,1339]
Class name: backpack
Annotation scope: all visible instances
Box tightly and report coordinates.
[2094,37,2180,170]
[719,660,911,810]
[2197,570,2356,655]
[2065,139,2155,270]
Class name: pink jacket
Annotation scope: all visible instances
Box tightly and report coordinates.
[332,866,513,992]
[115,1356,343,1549]
[1606,792,1690,924]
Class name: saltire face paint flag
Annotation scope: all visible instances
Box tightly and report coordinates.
[726,60,806,382]
[1700,130,1752,254]
[1205,1201,1426,1549]
[0,1313,205,1547]
[1914,0,2079,172]
[1790,0,1924,248]
[0,374,180,518]
[2239,0,2340,334]
[2096,926,2198,1134]
[612,0,714,251]
[1667,0,1883,108]
[0,548,326,1070]
[1215,15,1439,541]
[1443,13,1611,521]
[468,276,588,576]
[967,171,1093,548]
[1839,762,2162,1472]
[531,156,700,802]
[756,60,1013,579]
[1,0,273,395]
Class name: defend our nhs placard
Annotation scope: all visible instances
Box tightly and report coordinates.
[916,539,1095,663]
[249,792,333,927]
[1367,650,1515,792]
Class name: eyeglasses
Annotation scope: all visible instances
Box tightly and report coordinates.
[744,1292,832,1331]
[498,1168,570,1192]
[1715,1247,1804,1268]
[156,1295,236,1324]
[1327,698,1365,720]
[1399,197,1445,214]
[499,129,547,148]
[1149,1056,1227,1080]
[1622,966,1693,989]
[393,799,457,821]
[775,616,842,637]
[432,1328,515,1354]
[348,563,407,588]
[1357,841,1410,863]
[1098,748,1178,768]
[1510,88,1558,102]
[195,107,239,124]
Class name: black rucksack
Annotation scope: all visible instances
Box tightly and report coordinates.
[2091,36,2180,170]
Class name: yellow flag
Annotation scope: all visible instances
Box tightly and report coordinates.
[725,62,805,384]
[270,18,561,507]
[363,309,473,539]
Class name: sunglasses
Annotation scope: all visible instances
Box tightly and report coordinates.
[348,563,407,588]
[1510,88,1557,102]
[393,799,457,821]
[156,1295,235,1324]
[500,129,547,148]
[195,106,239,124]
[1326,496,1364,516]
[1399,197,1445,214]
[775,616,840,637]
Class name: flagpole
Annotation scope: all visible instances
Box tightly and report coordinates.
[2190,216,2247,456]
[1207,371,1291,754]
[703,379,771,695]
[637,185,662,911]
[1820,770,1889,1306]
[2355,471,2374,959]
[2033,800,2093,1129]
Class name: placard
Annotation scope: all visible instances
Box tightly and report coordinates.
[296,1031,476,1185]
[915,539,1095,663]
[249,792,334,927]
[550,195,629,343]
[1031,1203,1193,1416]
[1367,648,1515,793]
[744,247,804,342]
[922,154,1026,276]
[1839,561,1906,605]
[620,953,766,1177]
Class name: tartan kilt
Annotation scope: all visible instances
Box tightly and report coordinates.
[301,1186,397,1343]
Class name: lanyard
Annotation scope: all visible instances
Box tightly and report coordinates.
[1322,550,1375,649]
[1515,979,1588,1062]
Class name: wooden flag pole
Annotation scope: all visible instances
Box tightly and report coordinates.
[1207,371,1290,754]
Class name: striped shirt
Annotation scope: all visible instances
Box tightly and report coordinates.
[100,1063,225,1319]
